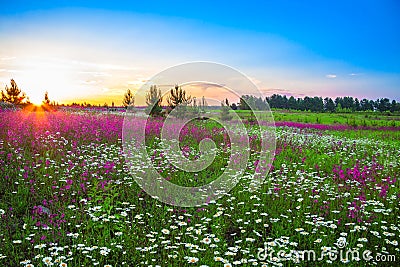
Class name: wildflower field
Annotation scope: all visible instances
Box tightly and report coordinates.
[0,110,399,267]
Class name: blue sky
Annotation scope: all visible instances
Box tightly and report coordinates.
[0,0,399,104]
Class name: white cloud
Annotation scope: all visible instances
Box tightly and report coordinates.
[248,76,262,86]
[80,80,101,85]
[79,71,111,77]
[127,79,148,86]
[326,74,337,79]
[0,56,16,61]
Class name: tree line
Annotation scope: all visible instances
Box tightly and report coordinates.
[237,94,400,113]
[0,79,57,108]
[141,85,206,118]
[2,79,399,113]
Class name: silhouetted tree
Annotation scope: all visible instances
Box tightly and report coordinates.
[167,85,191,109]
[1,79,26,104]
[43,91,51,106]
[167,85,191,118]
[145,85,163,116]
[123,89,135,108]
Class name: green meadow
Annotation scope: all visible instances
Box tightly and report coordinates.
[0,110,399,266]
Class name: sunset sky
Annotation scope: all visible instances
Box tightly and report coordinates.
[0,1,399,105]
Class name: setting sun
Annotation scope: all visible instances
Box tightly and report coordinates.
[10,58,79,106]
[29,94,43,106]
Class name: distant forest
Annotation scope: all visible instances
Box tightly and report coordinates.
[236,94,400,113]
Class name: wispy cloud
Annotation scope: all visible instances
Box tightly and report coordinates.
[260,88,292,95]
[80,80,101,85]
[0,56,16,61]
[0,69,21,73]
[248,76,262,86]
[326,74,337,79]
[183,82,226,91]
[69,60,139,71]
[79,71,111,77]
[127,78,149,86]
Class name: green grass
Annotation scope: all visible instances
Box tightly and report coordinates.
[0,111,399,266]
[234,109,400,127]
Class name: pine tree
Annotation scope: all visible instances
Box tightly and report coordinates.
[43,91,51,106]
[1,79,26,104]
[167,85,191,118]
[324,97,335,112]
[123,89,135,108]
[167,85,192,109]
[145,85,163,116]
